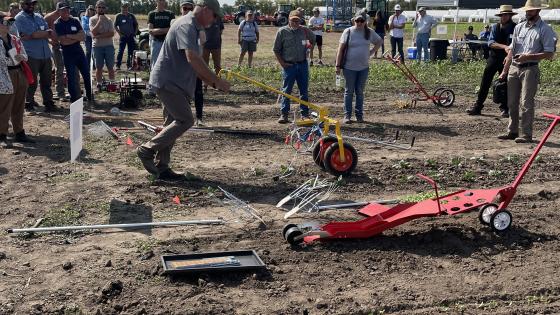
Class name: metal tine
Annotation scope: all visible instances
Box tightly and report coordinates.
[284,191,322,219]
[218,186,266,226]
[275,179,313,208]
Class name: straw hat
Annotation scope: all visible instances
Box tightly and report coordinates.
[519,0,548,11]
[495,4,518,16]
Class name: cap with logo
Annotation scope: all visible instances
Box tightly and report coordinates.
[394,4,401,11]
[289,10,301,20]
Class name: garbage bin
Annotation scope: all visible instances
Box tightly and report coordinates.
[429,39,449,61]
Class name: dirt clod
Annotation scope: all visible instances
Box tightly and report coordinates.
[100,280,123,301]
[105,260,112,267]
[140,250,154,261]
[0,252,6,260]
[62,261,73,271]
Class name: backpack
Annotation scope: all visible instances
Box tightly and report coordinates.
[492,79,507,105]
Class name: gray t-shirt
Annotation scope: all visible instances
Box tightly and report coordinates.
[149,12,201,99]
[89,15,115,47]
[340,27,381,71]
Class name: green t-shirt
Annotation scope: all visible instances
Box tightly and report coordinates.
[148,10,175,41]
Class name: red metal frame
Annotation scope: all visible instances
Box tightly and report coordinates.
[300,113,560,244]
[385,54,446,105]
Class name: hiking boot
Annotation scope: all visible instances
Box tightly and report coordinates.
[466,103,483,115]
[195,118,205,127]
[158,169,185,181]
[356,116,364,123]
[497,132,518,140]
[514,136,532,144]
[500,110,509,118]
[0,134,13,149]
[44,104,60,113]
[342,116,352,124]
[25,102,36,113]
[14,131,35,143]
[277,113,290,124]
[136,146,159,175]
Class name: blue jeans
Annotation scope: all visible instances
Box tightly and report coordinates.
[117,34,136,68]
[280,62,309,116]
[343,67,369,119]
[85,35,93,70]
[416,32,430,61]
[62,48,92,102]
[150,38,164,67]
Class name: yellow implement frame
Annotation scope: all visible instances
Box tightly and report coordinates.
[219,69,346,162]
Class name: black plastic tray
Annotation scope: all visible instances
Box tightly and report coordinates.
[161,250,266,275]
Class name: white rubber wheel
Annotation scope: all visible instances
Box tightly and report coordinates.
[490,210,512,233]
[479,204,498,225]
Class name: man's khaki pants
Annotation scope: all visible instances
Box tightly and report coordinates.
[52,45,66,97]
[142,85,195,172]
[507,64,540,138]
[0,68,29,135]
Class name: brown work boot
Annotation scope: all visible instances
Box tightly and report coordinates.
[466,103,483,115]
[497,132,518,140]
[277,113,290,124]
[136,146,159,175]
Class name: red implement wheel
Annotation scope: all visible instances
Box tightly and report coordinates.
[312,136,338,169]
[323,142,358,176]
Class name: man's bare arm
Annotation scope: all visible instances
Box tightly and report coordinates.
[186,49,230,92]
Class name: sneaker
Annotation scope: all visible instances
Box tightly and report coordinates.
[277,113,290,124]
[466,104,483,115]
[342,116,352,124]
[0,134,13,149]
[318,60,324,66]
[14,131,35,143]
[44,104,60,113]
[356,116,364,123]
[497,132,518,140]
[500,110,509,118]
[137,146,159,175]
[309,61,314,66]
[195,118,205,127]
[514,136,532,143]
[158,169,185,181]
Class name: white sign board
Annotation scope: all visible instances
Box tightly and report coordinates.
[69,98,83,162]
[437,25,448,35]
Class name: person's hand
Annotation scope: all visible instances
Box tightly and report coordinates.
[504,46,511,54]
[14,54,26,62]
[498,71,507,81]
[256,38,259,44]
[335,67,341,75]
[280,62,292,69]
[515,54,530,63]
[238,39,242,45]
[215,79,230,92]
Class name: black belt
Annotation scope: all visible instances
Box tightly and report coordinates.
[513,62,538,69]
[286,60,306,64]
[8,65,21,70]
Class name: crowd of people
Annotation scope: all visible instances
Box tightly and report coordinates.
[0,0,556,179]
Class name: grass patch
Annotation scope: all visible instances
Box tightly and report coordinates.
[47,172,91,184]
[135,238,158,252]
[42,205,82,227]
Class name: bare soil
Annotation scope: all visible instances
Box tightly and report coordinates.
[1,24,560,315]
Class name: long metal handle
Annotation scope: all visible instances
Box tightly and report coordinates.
[7,219,224,234]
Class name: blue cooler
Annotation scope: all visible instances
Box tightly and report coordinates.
[407,47,418,60]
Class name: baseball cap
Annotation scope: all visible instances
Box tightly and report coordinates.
[289,10,300,20]
[394,4,401,11]
[246,10,253,15]
[195,0,223,17]
[180,0,194,6]
[56,2,70,10]
[313,7,319,12]
[418,7,426,11]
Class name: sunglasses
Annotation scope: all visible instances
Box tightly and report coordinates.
[181,5,192,10]
[97,6,106,8]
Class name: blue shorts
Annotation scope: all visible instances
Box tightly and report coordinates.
[93,45,115,69]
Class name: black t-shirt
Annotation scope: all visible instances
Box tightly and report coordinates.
[204,18,224,50]
[148,10,175,41]
[54,17,83,54]
[374,16,387,34]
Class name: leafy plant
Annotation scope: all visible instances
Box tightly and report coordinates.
[488,169,504,178]
[392,159,411,169]
[451,156,463,167]
[462,170,476,182]
[424,158,438,168]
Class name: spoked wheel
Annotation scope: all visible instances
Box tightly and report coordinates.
[323,142,358,177]
[431,88,445,106]
[283,224,303,245]
[490,210,512,233]
[312,136,338,170]
[478,204,498,225]
[435,89,455,107]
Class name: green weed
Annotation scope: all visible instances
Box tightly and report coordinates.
[451,156,463,167]
[424,158,438,168]
[462,170,476,182]
[135,238,158,252]
[392,159,411,169]
[43,205,82,227]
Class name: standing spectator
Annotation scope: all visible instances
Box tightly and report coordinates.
[148,0,174,67]
[464,25,479,58]
[8,3,20,17]
[137,0,230,179]
[479,24,491,59]
[90,0,115,89]
[54,2,92,103]
[373,10,388,57]
[308,7,324,66]
[81,5,94,69]
[44,3,68,103]
[467,5,516,117]
[203,13,223,75]
[335,13,382,124]
[498,0,556,143]
[237,11,258,67]
[388,4,405,63]
[412,7,437,62]
[273,10,315,124]
[15,0,55,113]
[0,13,33,148]
[296,7,305,25]
[114,3,138,71]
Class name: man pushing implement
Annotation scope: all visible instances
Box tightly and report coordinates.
[137,0,230,180]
